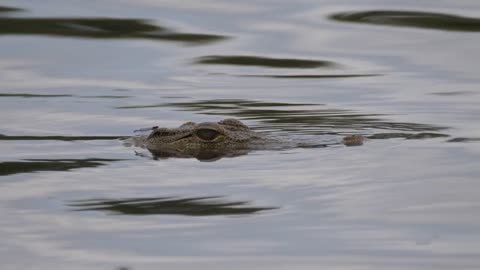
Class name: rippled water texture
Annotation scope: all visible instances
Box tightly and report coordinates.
[1,1,480,269]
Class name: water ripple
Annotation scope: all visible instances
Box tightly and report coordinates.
[69,196,277,216]
[195,55,336,68]
[0,6,226,44]
[0,158,124,176]
[329,10,480,32]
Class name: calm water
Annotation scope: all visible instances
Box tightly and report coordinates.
[1,1,480,269]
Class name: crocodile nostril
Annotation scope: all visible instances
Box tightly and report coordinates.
[195,128,221,141]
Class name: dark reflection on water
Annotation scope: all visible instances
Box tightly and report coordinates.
[0,93,72,98]
[238,74,380,79]
[146,147,253,162]
[368,132,449,140]
[329,10,480,32]
[0,93,130,99]
[0,6,23,13]
[447,137,480,143]
[0,135,125,141]
[0,158,124,176]
[117,100,316,110]
[195,55,336,68]
[430,91,474,96]
[0,6,226,44]
[69,196,277,216]
[80,95,130,99]
[137,99,447,135]
[143,139,333,161]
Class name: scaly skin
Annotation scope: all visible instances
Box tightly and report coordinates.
[140,119,265,160]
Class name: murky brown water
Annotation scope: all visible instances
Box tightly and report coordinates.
[1,1,480,269]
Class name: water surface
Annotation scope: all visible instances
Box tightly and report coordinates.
[1,1,480,269]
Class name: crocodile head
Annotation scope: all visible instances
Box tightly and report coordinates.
[130,118,364,161]
[143,119,262,160]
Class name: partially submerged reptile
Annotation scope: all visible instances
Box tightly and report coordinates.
[129,119,364,161]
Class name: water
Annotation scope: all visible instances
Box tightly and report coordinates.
[1,1,480,269]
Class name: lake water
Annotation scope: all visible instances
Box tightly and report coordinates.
[1,1,480,269]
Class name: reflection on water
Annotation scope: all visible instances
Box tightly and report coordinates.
[0,6,226,44]
[149,99,446,135]
[145,147,253,162]
[368,132,449,140]
[69,196,276,216]
[0,6,21,13]
[0,135,124,141]
[0,93,72,98]
[238,74,380,79]
[0,158,123,176]
[80,95,130,99]
[195,56,379,78]
[430,91,474,96]
[447,137,480,143]
[195,55,336,68]
[117,99,315,109]
[329,10,480,32]
[0,93,130,99]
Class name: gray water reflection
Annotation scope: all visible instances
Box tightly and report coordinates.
[0,6,21,13]
[195,55,336,68]
[367,132,449,140]
[0,135,124,141]
[0,93,130,99]
[145,147,253,162]
[0,93,72,98]
[0,6,226,44]
[238,74,380,79]
[447,137,480,143]
[122,99,447,135]
[329,10,480,32]
[69,196,276,216]
[0,158,123,176]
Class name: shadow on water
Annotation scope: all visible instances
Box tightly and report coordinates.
[195,55,336,68]
[0,93,130,99]
[237,74,380,79]
[0,134,125,141]
[0,158,124,176]
[69,196,277,216]
[117,100,317,109]
[367,132,449,140]
[0,6,23,13]
[143,147,254,162]
[0,6,226,44]
[329,10,480,32]
[0,93,72,98]
[195,56,378,78]
[119,99,448,136]
[447,137,480,143]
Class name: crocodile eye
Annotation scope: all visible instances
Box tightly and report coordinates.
[195,128,221,141]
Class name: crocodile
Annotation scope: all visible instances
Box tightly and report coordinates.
[128,119,364,161]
